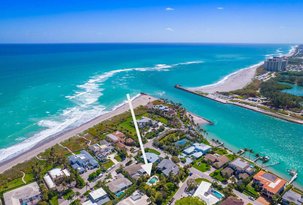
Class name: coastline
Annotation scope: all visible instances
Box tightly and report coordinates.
[190,45,297,94]
[0,93,156,173]
[190,62,263,93]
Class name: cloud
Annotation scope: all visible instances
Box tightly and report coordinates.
[165,7,175,11]
[217,7,224,10]
[165,27,174,32]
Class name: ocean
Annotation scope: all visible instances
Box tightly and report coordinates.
[0,43,302,186]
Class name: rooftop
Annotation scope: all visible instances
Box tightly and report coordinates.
[193,181,221,205]
[108,174,132,193]
[117,191,150,205]
[282,189,303,205]
[229,158,250,170]
[157,159,179,176]
[220,196,244,205]
[145,152,159,163]
[193,143,212,152]
[89,187,108,200]
[3,182,41,205]
[124,163,145,179]
[253,170,287,194]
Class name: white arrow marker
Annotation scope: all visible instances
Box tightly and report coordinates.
[126,94,152,176]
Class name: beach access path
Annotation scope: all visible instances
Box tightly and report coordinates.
[0,94,156,173]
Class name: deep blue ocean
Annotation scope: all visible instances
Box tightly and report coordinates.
[0,43,302,186]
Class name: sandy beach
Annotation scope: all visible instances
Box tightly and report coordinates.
[190,62,263,93]
[0,93,156,173]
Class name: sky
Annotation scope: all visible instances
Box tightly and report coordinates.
[0,0,302,43]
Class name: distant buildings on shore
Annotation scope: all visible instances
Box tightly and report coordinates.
[264,56,288,72]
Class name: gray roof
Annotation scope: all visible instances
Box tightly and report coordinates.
[124,163,145,179]
[157,159,179,176]
[282,190,303,205]
[229,158,250,170]
[107,174,132,193]
[3,182,41,205]
[145,152,160,163]
[69,150,99,171]
[106,134,119,142]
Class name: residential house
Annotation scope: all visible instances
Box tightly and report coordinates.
[145,152,160,163]
[157,159,179,177]
[220,196,244,205]
[192,152,203,159]
[221,167,234,179]
[107,174,132,194]
[118,190,150,205]
[3,182,42,205]
[88,187,110,205]
[90,142,113,162]
[183,143,212,159]
[281,189,303,205]
[43,168,70,190]
[239,173,250,181]
[253,170,287,199]
[193,181,224,205]
[125,138,135,146]
[106,134,120,143]
[229,158,255,177]
[137,117,156,128]
[204,154,229,169]
[193,143,212,154]
[69,150,99,174]
[153,105,171,112]
[124,163,146,180]
[183,146,195,155]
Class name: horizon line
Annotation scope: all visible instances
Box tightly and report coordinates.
[0,42,299,45]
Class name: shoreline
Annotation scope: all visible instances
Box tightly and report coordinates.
[190,62,263,93]
[0,93,156,173]
[190,45,297,94]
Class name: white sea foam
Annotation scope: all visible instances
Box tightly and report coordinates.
[0,60,203,162]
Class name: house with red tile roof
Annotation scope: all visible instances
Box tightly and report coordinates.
[253,170,287,198]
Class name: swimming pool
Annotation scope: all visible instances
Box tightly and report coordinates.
[211,189,224,199]
[116,191,125,197]
[147,176,159,186]
[175,139,188,146]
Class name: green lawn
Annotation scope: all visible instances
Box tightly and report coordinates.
[117,117,136,136]
[102,159,114,170]
[23,173,35,183]
[226,154,237,161]
[195,178,211,184]
[243,184,260,198]
[193,159,210,172]
[213,147,228,155]
[63,189,75,200]
[175,197,206,205]
[49,196,59,205]
[0,178,25,194]
[114,155,122,162]
[143,113,168,124]
[145,148,161,155]
[210,169,226,182]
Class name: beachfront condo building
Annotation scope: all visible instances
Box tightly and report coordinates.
[264,57,288,72]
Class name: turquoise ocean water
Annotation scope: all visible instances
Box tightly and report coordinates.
[0,44,302,186]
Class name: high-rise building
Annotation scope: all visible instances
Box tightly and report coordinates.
[264,57,288,72]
